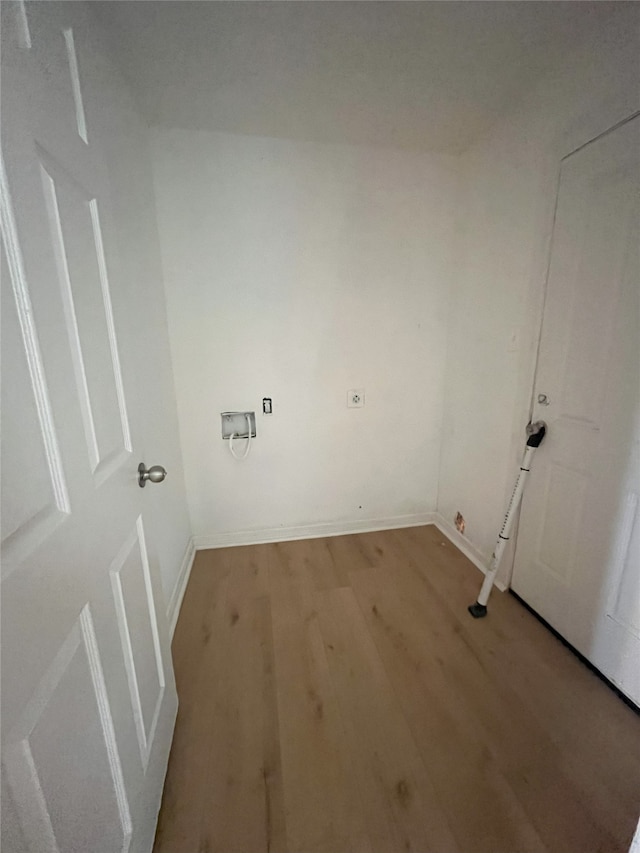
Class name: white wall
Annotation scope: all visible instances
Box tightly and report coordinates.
[438,6,640,578]
[151,130,457,544]
[89,14,192,604]
[143,6,637,566]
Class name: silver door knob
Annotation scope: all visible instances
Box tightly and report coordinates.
[138,463,167,488]
[537,393,550,406]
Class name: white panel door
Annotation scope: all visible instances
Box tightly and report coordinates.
[1,4,178,852]
[512,115,640,705]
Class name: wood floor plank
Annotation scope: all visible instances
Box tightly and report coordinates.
[395,524,640,846]
[315,585,459,853]
[198,594,286,853]
[223,543,271,602]
[277,537,347,592]
[325,533,376,575]
[352,530,399,567]
[348,562,548,853]
[269,543,372,853]
[170,548,229,688]
[155,526,640,853]
[352,540,625,852]
[154,573,231,853]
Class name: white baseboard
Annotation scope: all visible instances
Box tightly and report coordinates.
[166,537,196,639]
[433,513,507,591]
[193,512,436,551]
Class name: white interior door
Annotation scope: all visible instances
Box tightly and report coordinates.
[1,4,177,852]
[512,114,640,705]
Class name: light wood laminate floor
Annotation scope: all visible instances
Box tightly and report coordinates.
[153,525,640,853]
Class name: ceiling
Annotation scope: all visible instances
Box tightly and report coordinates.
[94,1,627,154]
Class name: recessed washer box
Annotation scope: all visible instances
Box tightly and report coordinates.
[221,412,256,439]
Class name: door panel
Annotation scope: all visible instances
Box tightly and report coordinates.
[0,243,66,548]
[38,148,132,477]
[1,4,178,851]
[0,191,70,573]
[4,607,132,853]
[110,519,166,771]
[608,489,640,637]
[512,115,640,705]
[536,462,587,585]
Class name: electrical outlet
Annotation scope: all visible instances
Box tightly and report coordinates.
[347,389,365,408]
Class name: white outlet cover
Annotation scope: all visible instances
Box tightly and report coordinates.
[347,388,365,408]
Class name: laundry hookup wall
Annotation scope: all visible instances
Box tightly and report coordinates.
[151,129,458,546]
